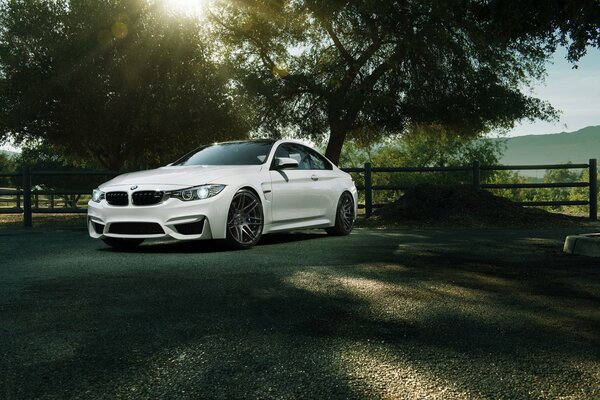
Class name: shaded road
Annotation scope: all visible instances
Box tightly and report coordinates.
[1,226,599,399]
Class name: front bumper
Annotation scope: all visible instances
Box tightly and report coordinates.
[87,191,230,241]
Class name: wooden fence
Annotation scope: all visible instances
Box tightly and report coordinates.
[344,160,597,219]
[0,170,121,227]
[0,159,597,227]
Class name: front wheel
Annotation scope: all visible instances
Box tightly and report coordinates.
[226,189,264,249]
[326,192,355,236]
[102,237,144,249]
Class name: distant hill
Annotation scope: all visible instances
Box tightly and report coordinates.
[497,126,600,171]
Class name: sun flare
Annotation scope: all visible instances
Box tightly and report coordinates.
[162,0,211,17]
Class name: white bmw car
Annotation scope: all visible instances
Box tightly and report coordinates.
[88,140,357,249]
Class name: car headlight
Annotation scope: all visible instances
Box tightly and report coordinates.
[167,184,226,201]
[92,189,105,203]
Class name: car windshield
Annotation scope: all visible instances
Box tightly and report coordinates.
[172,141,275,166]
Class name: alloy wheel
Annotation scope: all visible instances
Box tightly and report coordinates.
[339,193,355,232]
[227,190,263,247]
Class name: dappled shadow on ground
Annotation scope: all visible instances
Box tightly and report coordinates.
[1,228,599,399]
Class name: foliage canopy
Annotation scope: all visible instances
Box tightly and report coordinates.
[1,0,598,167]
[212,0,599,163]
[0,0,247,169]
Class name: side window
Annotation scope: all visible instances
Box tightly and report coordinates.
[274,144,292,159]
[273,144,311,170]
[304,147,333,170]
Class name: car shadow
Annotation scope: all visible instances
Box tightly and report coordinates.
[96,231,329,254]
[258,231,329,246]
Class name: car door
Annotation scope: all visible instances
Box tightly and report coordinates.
[269,143,325,223]
[302,145,340,218]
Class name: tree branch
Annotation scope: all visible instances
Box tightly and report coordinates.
[361,11,380,43]
[251,38,276,70]
[358,44,403,93]
[281,73,323,97]
[319,18,355,65]
[209,11,275,70]
[338,13,384,92]
[339,38,383,90]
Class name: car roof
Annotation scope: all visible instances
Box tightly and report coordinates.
[215,139,316,147]
[216,139,277,145]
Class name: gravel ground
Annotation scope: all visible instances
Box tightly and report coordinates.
[1,224,599,399]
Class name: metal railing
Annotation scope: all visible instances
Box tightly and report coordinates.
[0,159,597,227]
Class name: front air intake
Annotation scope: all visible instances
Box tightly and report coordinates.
[92,222,105,234]
[174,220,205,235]
[108,222,165,235]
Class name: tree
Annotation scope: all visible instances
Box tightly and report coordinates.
[381,124,503,169]
[211,0,599,164]
[339,124,503,168]
[0,152,16,186]
[479,0,600,63]
[339,124,505,203]
[531,166,580,210]
[569,168,599,214]
[0,0,248,170]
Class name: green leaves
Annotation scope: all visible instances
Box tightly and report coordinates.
[212,0,596,163]
[1,0,597,167]
[0,0,247,169]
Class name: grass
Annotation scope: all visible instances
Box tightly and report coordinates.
[0,213,87,231]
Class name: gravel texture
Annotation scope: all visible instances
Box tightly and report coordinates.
[1,225,599,399]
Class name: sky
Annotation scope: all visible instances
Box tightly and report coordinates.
[1,47,599,153]
[505,47,600,137]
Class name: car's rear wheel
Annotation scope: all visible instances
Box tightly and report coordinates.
[226,189,264,249]
[102,237,144,249]
[326,192,355,236]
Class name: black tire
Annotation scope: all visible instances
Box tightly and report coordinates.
[225,189,264,249]
[102,237,144,249]
[326,192,355,236]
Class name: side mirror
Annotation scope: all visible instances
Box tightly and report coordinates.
[273,157,299,170]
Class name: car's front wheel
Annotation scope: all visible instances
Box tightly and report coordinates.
[102,237,144,249]
[326,192,355,236]
[226,189,264,249]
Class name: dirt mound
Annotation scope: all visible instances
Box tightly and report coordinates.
[368,184,585,228]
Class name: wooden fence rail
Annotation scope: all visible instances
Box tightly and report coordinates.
[342,159,597,219]
[0,159,597,227]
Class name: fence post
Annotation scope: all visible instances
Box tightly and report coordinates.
[590,159,597,221]
[364,162,373,218]
[472,160,481,190]
[22,166,32,227]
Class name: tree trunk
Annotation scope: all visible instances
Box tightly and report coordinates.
[325,125,348,166]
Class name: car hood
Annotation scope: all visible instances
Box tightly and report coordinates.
[100,165,262,189]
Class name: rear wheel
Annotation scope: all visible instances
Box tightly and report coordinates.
[226,189,264,249]
[102,237,144,249]
[326,192,355,236]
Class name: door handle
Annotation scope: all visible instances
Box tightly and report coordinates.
[311,175,319,181]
